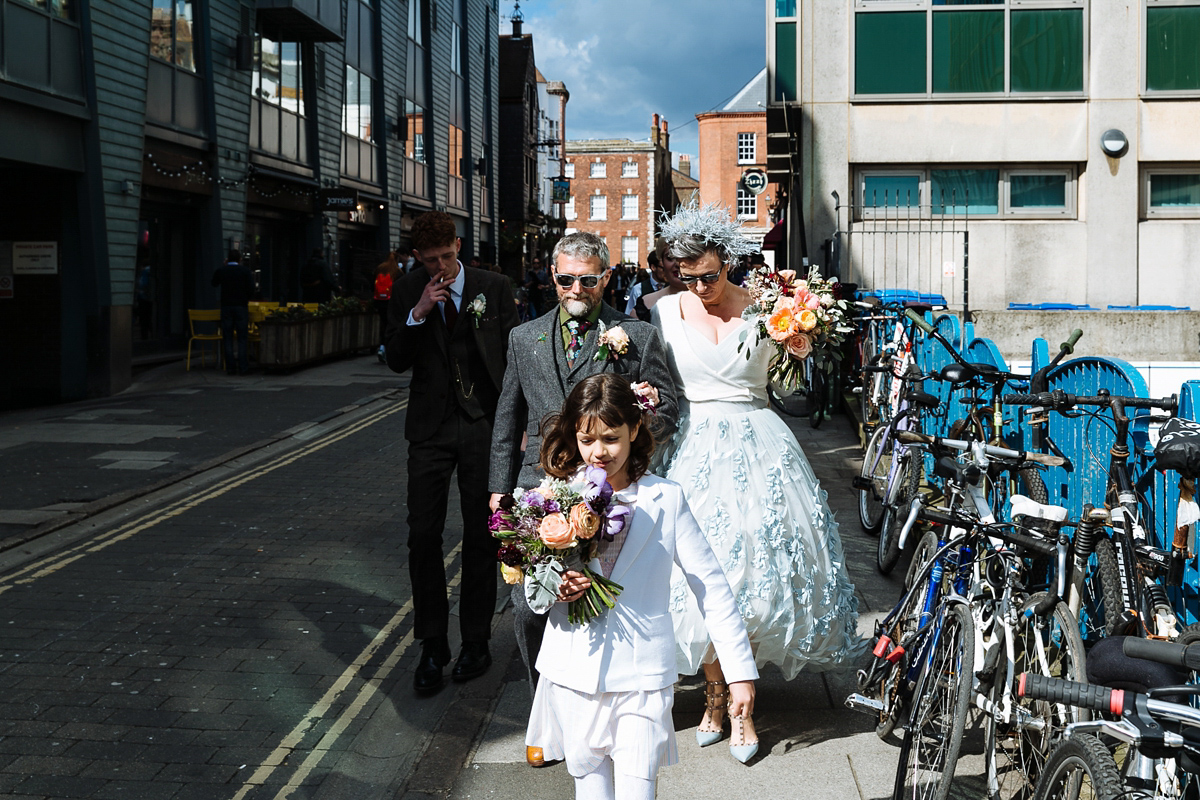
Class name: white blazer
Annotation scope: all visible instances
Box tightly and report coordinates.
[534,474,758,694]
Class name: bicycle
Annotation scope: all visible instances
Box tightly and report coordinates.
[1003,389,1182,641]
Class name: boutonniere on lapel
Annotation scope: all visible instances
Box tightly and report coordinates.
[537,332,547,343]
[468,293,487,327]
[594,322,631,362]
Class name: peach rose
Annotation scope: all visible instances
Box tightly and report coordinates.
[766,297,798,343]
[777,269,797,283]
[568,503,601,540]
[538,513,576,549]
[786,332,813,359]
[500,564,525,585]
[797,309,818,332]
[793,279,809,294]
[600,325,631,353]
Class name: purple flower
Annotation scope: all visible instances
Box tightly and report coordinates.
[488,509,515,532]
[518,516,541,537]
[581,466,614,513]
[602,504,632,541]
[544,498,561,514]
[521,490,546,511]
[496,544,524,567]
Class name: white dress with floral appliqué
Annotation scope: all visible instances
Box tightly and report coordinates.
[652,293,862,679]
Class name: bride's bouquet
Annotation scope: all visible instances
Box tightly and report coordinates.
[490,467,631,625]
[742,266,853,392]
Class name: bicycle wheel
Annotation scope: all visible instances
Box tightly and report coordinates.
[860,335,883,427]
[894,602,975,800]
[809,363,827,428]
[987,593,1089,800]
[768,380,811,417]
[1031,735,1126,800]
[860,424,891,534]
[878,450,920,575]
[1078,537,1123,645]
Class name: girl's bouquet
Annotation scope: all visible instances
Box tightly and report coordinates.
[742,266,853,391]
[490,466,631,624]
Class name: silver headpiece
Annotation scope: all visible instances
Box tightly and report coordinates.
[658,201,758,265]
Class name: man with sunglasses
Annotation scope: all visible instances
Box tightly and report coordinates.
[487,231,679,767]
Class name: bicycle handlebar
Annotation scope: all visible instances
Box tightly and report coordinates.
[1019,673,1130,715]
[1123,637,1200,672]
[1002,390,1178,414]
[916,507,1057,557]
[904,308,935,335]
[895,430,1067,467]
[1061,328,1083,355]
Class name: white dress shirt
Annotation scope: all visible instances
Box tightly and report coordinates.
[406,261,465,326]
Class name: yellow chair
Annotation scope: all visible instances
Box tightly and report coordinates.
[247,304,268,349]
[187,309,223,370]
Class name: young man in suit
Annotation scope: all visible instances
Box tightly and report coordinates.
[386,212,520,696]
[487,231,679,766]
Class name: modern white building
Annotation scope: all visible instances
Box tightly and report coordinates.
[768,0,1200,319]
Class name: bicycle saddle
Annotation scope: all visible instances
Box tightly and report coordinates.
[1087,636,1188,701]
[1155,417,1200,479]
[939,362,1005,385]
[906,389,940,410]
[903,301,934,315]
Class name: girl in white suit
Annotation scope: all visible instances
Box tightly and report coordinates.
[526,374,758,800]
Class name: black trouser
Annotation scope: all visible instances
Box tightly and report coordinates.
[406,409,497,644]
[374,299,389,347]
[511,583,548,695]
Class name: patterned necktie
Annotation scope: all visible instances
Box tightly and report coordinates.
[565,318,591,365]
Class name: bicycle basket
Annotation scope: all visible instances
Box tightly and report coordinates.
[1155,417,1200,479]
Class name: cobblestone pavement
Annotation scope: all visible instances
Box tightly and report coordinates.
[0,357,984,799]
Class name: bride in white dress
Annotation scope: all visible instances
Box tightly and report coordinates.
[652,205,862,762]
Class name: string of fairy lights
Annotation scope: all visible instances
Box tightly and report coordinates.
[143,153,319,199]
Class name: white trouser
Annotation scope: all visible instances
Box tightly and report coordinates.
[574,757,655,800]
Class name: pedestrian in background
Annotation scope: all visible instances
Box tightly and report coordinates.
[385,211,520,696]
[374,251,400,363]
[211,249,255,375]
[303,247,340,303]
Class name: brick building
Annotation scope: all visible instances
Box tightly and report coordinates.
[696,68,782,248]
[563,115,673,268]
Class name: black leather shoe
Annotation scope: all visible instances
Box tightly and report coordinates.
[451,641,491,683]
[414,637,451,696]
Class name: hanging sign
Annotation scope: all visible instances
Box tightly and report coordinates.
[741,169,768,195]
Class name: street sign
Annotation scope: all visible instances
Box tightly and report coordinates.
[741,169,768,195]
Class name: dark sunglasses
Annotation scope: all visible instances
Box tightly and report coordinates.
[678,267,725,286]
[553,272,604,289]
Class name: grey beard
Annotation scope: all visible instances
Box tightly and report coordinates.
[562,298,592,317]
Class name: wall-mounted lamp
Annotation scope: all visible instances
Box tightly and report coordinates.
[1100,129,1128,158]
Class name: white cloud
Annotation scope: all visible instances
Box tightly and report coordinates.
[510,0,765,159]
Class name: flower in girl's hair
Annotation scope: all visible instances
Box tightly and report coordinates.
[538,513,577,549]
[568,503,601,540]
[631,382,659,415]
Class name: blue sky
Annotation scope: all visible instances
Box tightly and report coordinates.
[506,0,767,165]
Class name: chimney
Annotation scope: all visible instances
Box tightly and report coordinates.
[678,155,691,177]
[661,117,669,150]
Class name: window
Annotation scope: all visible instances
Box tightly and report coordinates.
[151,0,195,70]
[857,166,1076,218]
[564,161,575,178]
[342,0,378,182]
[1143,167,1200,217]
[590,161,606,179]
[147,0,202,129]
[621,236,638,264]
[621,194,638,220]
[405,0,429,196]
[1146,3,1200,93]
[251,38,306,162]
[565,196,576,220]
[737,133,756,164]
[590,195,607,220]
[622,160,638,178]
[853,2,1085,98]
[447,0,466,209]
[737,187,757,219]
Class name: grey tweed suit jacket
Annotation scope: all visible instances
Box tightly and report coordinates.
[488,302,679,494]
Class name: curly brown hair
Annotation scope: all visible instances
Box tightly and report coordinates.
[410,211,458,253]
[539,374,655,482]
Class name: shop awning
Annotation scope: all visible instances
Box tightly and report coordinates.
[760,221,784,251]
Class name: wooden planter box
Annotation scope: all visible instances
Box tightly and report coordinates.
[258,313,379,369]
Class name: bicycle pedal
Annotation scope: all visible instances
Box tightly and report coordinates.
[852,476,872,491]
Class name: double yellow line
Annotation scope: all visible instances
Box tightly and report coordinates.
[0,399,406,595]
